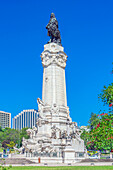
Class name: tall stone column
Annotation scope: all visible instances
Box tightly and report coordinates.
[40,43,69,123]
[41,43,67,106]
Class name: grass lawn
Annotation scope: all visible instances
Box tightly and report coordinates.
[11,166,113,170]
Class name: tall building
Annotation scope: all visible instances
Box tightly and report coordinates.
[13,109,38,130]
[0,111,11,129]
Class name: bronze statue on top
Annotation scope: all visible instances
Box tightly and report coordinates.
[46,13,61,45]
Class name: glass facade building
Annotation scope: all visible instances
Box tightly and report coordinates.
[0,111,11,129]
[13,109,38,130]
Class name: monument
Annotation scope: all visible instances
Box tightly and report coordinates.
[22,13,85,163]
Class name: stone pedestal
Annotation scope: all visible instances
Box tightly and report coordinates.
[63,138,75,163]
[63,145,75,163]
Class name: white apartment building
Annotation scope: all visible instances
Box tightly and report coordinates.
[13,109,38,130]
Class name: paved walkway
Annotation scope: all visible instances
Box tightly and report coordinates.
[1,158,113,166]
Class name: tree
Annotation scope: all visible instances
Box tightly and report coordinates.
[87,113,113,151]
[80,130,90,148]
[99,65,113,106]
[81,65,113,151]
[81,112,113,151]
[0,126,2,132]
[99,83,113,106]
[19,128,30,146]
[0,128,30,148]
[88,112,99,130]
[2,140,10,149]
[0,128,20,147]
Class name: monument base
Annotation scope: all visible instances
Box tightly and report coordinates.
[17,42,86,163]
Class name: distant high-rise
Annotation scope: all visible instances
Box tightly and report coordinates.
[13,109,38,130]
[0,111,11,129]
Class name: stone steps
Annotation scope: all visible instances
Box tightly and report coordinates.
[0,158,36,164]
[81,159,113,162]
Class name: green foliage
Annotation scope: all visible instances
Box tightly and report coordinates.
[20,128,30,140]
[81,113,113,151]
[2,140,10,149]
[99,83,113,105]
[0,128,20,148]
[81,66,113,151]
[80,130,90,148]
[0,127,2,132]
[6,142,15,149]
[19,128,30,146]
[99,65,113,105]
[0,142,2,148]
[89,113,113,150]
[0,127,30,149]
[88,112,99,130]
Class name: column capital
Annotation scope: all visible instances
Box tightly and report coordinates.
[41,43,68,68]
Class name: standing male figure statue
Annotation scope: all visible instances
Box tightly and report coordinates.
[46,13,61,45]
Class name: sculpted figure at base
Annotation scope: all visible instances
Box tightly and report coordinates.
[46,13,61,45]
[37,98,45,119]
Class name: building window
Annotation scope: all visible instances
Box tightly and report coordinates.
[17,117,19,129]
[22,114,23,129]
[24,112,25,127]
[33,112,34,126]
[31,112,32,128]
[15,119,16,129]
[26,112,28,127]
[35,112,37,125]
[20,115,21,130]
[29,112,30,127]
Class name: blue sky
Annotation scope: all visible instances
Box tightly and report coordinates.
[0,0,113,127]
